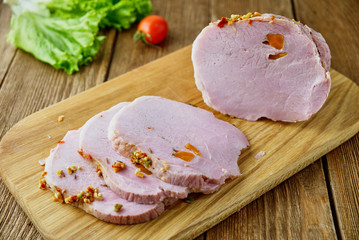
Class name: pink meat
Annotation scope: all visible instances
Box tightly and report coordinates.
[79,103,189,204]
[192,13,331,122]
[44,130,164,224]
[108,96,249,193]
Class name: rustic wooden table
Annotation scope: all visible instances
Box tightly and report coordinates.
[0,0,358,239]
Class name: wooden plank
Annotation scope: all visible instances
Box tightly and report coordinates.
[206,1,337,239]
[0,4,17,85]
[206,161,337,239]
[293,0,359,82]
[0,180,42,240]
[325,138,359,240]
[209,0,293,21]
[0,46,357,240]
[293,0,359,238]
[107,0,210,79]
[0,25,117,240]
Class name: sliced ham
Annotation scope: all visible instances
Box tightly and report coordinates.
[108,96,249,193]
[192,13,331,122]
[44,130,164,224]
[79,103,189,204]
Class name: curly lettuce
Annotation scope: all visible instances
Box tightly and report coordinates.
[5,0,152,74]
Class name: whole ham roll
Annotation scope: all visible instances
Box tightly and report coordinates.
[192,13,331,122]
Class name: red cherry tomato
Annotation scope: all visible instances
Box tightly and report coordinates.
[134,15,168,45]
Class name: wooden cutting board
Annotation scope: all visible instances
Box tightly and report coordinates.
[0,46,358,240]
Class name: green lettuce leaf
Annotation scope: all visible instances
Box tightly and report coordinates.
[7,10,105,74]
[100,0,153,30]
[6,0,152,74]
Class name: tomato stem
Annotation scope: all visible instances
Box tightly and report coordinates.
[133,30,161,49]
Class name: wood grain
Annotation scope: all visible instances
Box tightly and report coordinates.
[0,4,117,239]
[325,139,359,240]
[209,0,293,21]
[0,4,17,85]
[0,46,358,240]
[108,0,210,79]
[206,160,336,240]
[294,0,359,238]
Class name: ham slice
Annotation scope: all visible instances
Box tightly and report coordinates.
[79,103,189,204]
[192,13,331,122]
[44,130,164,224]
[108,96,249,193]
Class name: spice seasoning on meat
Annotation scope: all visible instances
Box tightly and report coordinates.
[67,166,77,175]
[64,186,102,204]
[77,149,92,160]
[269,16,275,24]
[57,170,65,177]
[217,17,228,28]
[135,168,145,178]
[114,203,123,212]
[225,12,262,27]
[96,164,103,177]
[112,161,126,172]
[77,149,85,158]
[93,188,103,200]
[130,151,152,169]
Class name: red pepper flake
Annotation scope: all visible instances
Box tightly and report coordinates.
[96,164,102,177]
[39,179,47,190]
[77,149,85,158]
[57,187,62,193]
[248,19,253,26]
[217,17,228,28]
[112,161,126,172]
[58,140,65,144]
[86,186,94,193]
[271,16,275,21]
[87,154,93,160]
[147,127,152,129]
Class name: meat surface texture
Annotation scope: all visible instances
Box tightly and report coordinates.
[192,13,331,122]
[79,103,189,204]
[44,130,164,224]
[108,96,249,193]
